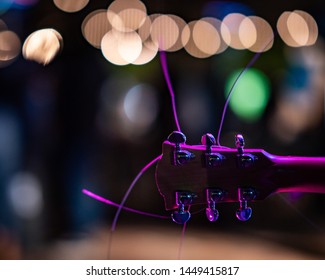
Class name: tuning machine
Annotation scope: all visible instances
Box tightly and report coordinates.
[235,134,257,168]
[205,188,226,222]
[201,133,225,167]
[167,131,195,166]
[171,191,197,224]
[236,187,256,221]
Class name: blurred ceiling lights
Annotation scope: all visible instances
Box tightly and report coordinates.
[0,0,320,67]
[22,28,63,65]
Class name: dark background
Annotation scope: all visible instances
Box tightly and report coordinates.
[0,0,324,259]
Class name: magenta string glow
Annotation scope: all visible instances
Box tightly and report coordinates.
[110,154,163,232]
[216,51,262,147]
[82,189,169,219]
[160,51,182,132]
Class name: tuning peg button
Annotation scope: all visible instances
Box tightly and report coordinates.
[172,211,191,224]
[236,187,256,222]
[201,133,224,167]
[235,134,257,168]
[171,191,196,224]
[205,188,225,222]
[168,131,186,145]
[167,131,194,166]
[236,206,252,221]
[201,133,216,148]
[206,208,219,222]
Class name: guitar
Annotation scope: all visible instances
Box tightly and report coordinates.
[155,131,325,224]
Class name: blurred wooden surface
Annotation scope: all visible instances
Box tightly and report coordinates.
[31,225,325,260]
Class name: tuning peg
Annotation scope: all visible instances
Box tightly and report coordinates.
[235,134,257,168]
[172,210,191,224]
[235,134,245,154]
[205,188,225,222]
[168,131,186,146]
[236,187,256,221]
[236,205,252,221]
[201,133,216,150]
[201,133,224,167]
[171,191,196,224]
[167,131,194,165]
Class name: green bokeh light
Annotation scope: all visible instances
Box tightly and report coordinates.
[225,68,271,122]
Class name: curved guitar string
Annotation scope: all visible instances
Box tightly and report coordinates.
[82,50,183,258]
[82,49,265,258]
[83,37,322,258]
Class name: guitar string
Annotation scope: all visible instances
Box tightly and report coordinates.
[104,51,185,258]
[82,51,184,259]
[160,50,182,132]
[216,37,274,147]
[216,52,262,147]
[178,213,189,260]
[82,189,169,219]
[160,50,193,259]
[106,154,162,258]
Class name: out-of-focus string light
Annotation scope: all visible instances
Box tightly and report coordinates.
[107,0,147,32]
[293,10,318,46]
[192,19,221,56]
[82,9,112,49]
[22,28,63,65]
[78,1,318,65]
[221,13,247,50]
[132,39,158,65]
[239,16,274,52]
[163,15,187,52]
[0,30,21,68]
[183,21,213,58]
[137,15,152,42]
[150,14,179,51]
[101,31,129,66]
[53,0,89,13]
[117,30,142,63]
[277,10,318,47]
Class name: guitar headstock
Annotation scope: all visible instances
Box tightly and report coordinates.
[155,131,277,224]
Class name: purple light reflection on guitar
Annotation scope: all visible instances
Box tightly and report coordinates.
[155,132,325,224]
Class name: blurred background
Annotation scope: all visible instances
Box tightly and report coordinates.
[0,0,324,259]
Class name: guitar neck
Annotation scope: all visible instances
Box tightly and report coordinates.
[269,153,325,194]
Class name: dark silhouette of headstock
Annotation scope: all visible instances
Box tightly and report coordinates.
[155,131,325,224]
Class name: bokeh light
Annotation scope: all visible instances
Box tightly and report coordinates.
[101,31,129,65]
[193,18,221,56]
[221,13,247,50]
[8,172,43,220]
[0,30,21,68]
[163,14,187,52]
[277,10,318,47]
[239,16,274,52]
[150,14,179,51]
[182,21,214,58]
[132,39,158,65]
[82,9,112,49]
[107,0,147,32]
[117,30,142,63]
[123,84,159,130]
[53,0,89,13]
[22,28,63,65]
[225,68,271,122]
